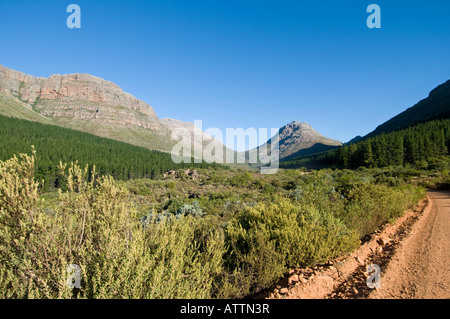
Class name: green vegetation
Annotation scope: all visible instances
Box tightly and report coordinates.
[1,148,431,298]
[0,151,224,298]
[0,115,222,190]
[335,119,449,169]
[1,106,448,299]
[0,95,53,125]
[281,119,450,170]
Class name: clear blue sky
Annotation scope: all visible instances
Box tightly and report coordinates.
[1,0,449,150]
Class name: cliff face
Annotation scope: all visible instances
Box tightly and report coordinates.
[0,64,163,132]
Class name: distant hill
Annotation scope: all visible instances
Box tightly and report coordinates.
[276,121,342,159]
[367,79,450,138]
[159,117,237,164]
[247,121,342,164]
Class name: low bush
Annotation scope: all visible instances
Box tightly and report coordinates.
[0,150,427,299]
[0,152,225,298]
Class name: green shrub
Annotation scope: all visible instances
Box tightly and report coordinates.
[0,151,225,298]
[341,183,425,237]
[222,197,359,298]
[176,201,204,218]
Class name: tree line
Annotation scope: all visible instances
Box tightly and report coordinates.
[0,115,222,190]
[280,119,450,169]
[336,119,449,168]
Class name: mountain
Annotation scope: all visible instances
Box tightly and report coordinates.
[367,79,450,138]
[250,121,342,163]
[0,64,227,160]
[0,64,174,150]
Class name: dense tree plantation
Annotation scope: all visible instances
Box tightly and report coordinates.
[281,119,450,169]
[336,119,449,168]
[0,115,222,190]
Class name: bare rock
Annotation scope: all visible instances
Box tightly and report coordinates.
[289,274,299,283]
[377,236,390,246]
[279,288,289,294]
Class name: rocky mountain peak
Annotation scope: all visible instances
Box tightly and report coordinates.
[260,120,342,160]
[280,121,313,136]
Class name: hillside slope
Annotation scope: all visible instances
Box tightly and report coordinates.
[367,79,450,137]
[0,94,53,125]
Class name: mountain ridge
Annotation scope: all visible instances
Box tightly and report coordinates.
[0,64,342,164]
[366,79,450,138]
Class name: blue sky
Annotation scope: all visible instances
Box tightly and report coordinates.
[1,0,449,150]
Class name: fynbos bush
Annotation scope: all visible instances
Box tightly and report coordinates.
[0,150,426,299]
[0,150,225,298]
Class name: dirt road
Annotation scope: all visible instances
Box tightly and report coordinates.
[369,190,450,299]
[261,190,450,299]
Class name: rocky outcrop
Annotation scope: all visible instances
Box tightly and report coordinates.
[276,121,342,158]
[0,64,164,132]
[159,117,218,147]
[251,120,342,162]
